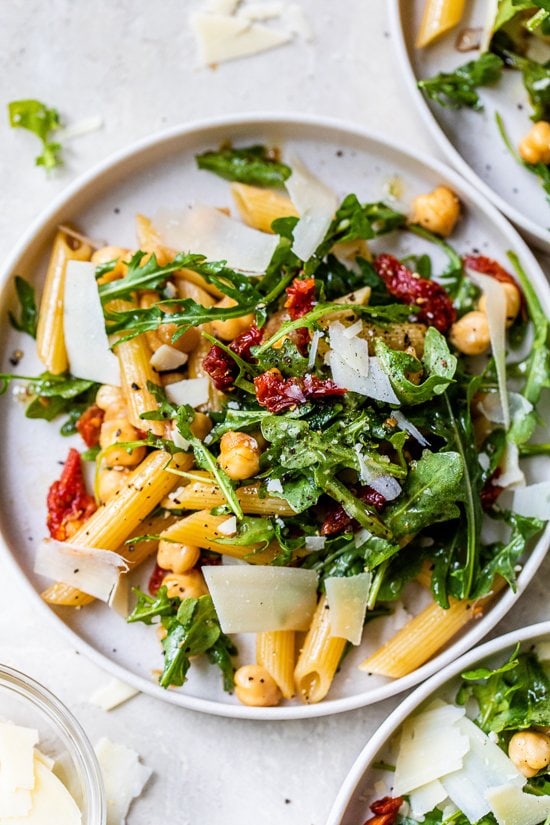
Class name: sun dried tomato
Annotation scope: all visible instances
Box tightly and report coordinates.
[230,324,264,359]
[463,254,517,288]
[203,345,236,391]
[285,277,316,319]
[148,563,167,596]
[375,253,456,333]
[76,404,105,448]
[254,368,346,413]
[363,796,403,825]
[321,486,386,536]
[46,448,97,541]
[480,469,503,510]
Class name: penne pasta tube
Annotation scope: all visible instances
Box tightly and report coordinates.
[359,577,507,678]
[294,595,347,704]
[36,230,92,374]
[231,183,298,233]
[416,0,466,48]
[42,450,192,606]
[111,298,166,437]
[163,476,296,516]
[257,630,296,699]
[160,510,281,564]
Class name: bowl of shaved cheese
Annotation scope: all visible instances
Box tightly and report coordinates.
[0,664,105,824]
[327,620,550,825]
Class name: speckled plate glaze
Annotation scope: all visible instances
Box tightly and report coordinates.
[326,621,550,825]
[390,0,550,253]
[0,114,549,719]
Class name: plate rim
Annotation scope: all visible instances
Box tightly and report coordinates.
[388,0,550,253]
[325,619,550,825]
[1,110,549,720]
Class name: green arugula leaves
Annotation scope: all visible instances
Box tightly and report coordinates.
[8,277,38,338]
[8,99,63,170]
[418,53,504,110]
[196,144,291,187]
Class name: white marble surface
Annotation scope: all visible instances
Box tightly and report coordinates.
[1,2,549,824]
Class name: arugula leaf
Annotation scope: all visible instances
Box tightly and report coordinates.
[375,327,457,406]
[8,276,38,337]
[385,451,463,538]
[0,371,98,430]
[418,53,504,110]
[176,405,243,519]
[474,511,544,597]
[255,337,309,378]
[127,589,236,690]
[458,647,550,734]
[196,144,291,187]
[273,473,322,514]
[501,50,550,120]
[8,99,62,170]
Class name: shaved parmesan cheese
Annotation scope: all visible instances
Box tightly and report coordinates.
[394,703,469,795]
[512,481,550,519]
[154,205,279,273]
[328,321,370,393]
[108,573,129,617]
[34,539,128,602]
[307,329,323,369]
[266,478,283,494]
[238,2,284,20]
[150,344,188,372]
[63,261,121,386]
[191,13,292,66]
[217,516,237,536]
[202,565,318,633]
[304,535,326,551]
[497,440,525,489]
[325,573,371,645]
[478,392,533,426]
[95,738,151,825]
[441,716,524,823]
[467,269,509,429]
[170,423,191,451]
[89,678,139,712]
[0,785,32,818]
[409,780,448,818]
[20,758,81,825]
[371,474,402,501]
[535,641,550,661]
[487,784,550,825]
[164,377,210,407]
[0,722,37,817]
[285,157,338,261]
[392,410,430,447]
[343,319,363,339]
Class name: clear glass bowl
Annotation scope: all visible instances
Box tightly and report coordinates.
[0,664,106,824]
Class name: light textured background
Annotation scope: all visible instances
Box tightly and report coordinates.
[1,2,549,823]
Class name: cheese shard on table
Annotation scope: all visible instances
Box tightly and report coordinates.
[95,738,151,825]
[393,703,469,795]
[89,678,140,712]
[486,783,550,825]
[191,12,292,65]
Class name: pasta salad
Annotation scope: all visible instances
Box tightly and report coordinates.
[3,143,550,708]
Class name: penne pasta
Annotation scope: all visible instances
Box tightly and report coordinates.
[36,229,92,374]
[416,0,466,48]
[358,577,507,678]
[257,630,296,699]
[163,474,296,516]
[294,595,347,704]
[42,450,192,606]
[231,182,298,233]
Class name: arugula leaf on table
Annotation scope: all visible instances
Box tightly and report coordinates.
[458,646,550,734]
[8,276,38,338]
[384,451,463,539]
[418,53,504,110]
[196,144,291,187]
[375,327,457,406]
[8,99,63,170]
[128,589,236,690]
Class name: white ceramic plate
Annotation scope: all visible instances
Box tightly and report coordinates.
[390,0,550,253]
[326,620,550,825]
[1,113,549,720]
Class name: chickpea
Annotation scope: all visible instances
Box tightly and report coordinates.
[234,665,282,707]
[410,185,461,237]
[190,412,212,441]
[508,730,550,777]
[161,569,208,599]
[96,466,131,504]
[478,281,521,327]
[449,311,490,355]
[99,419,146,466]
[218,431,261,480]
[519,121,550,165]
[157,320,200,353]
[95,384,124,412]
[210,296,255,341]
[157,540,200,574]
